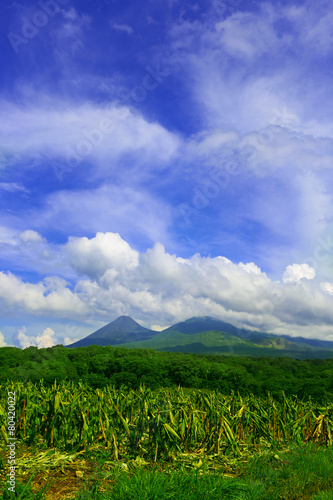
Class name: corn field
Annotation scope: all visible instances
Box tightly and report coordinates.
[0,382,332,461]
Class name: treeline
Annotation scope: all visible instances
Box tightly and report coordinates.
[0,345,333,402]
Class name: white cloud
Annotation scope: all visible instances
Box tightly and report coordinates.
[0,272,86,316]
[239,262,262,275]
[150,324,168,332]
[160,2,333,280]
[0,332,7,347]
[65,232,139,279]
[63,336,81,346]
[168,1,333,136]
[215,9,283,60]
[283,264,316,284]
[78,240,333,338]
[13,325,83,349]
[19,230,44,243]
[15,326,57,349]
[0,101,180,177]
[320,282,333,296]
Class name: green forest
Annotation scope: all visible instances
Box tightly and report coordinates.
[1,345,333,402]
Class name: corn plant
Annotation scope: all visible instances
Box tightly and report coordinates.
[0,382,331,462]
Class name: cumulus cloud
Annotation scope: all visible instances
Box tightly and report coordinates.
[15,326,57,349]
[75,238,333,339]
[65,232,139,279]
[0,332,7,347]
[19,230,44,243]
[0,272,86,316]
[13,326,82,348]
[283,264,316,284]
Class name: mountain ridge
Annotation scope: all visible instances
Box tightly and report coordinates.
[65,315,333,359]
[67,315,159,348]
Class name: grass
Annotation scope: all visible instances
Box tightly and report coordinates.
[75,467,249,500]
[76,443,333,500]
[241,442,333,499]
[1,443,333,499]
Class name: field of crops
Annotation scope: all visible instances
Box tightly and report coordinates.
[0,381,333,499]
[1,381,332,456]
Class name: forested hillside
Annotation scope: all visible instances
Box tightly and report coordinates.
[1,345,332,402]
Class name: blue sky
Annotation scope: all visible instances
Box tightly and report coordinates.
[1,0,333,347]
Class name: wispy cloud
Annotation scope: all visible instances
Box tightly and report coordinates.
[0,183,28,193]
[0,99,180,178]
[110,22,133,35]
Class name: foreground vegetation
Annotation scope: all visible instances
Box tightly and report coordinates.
[1,443,333,499]
[2,381,331,454]
[0,380,332,498]
[1,347,332,498]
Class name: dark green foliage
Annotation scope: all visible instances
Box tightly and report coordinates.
[1,345,333,402]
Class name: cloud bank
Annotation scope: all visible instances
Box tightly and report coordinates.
[1,231,333,347]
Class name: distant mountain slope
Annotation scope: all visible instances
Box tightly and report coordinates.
[66,316,159,348]
[115,327,330,358]
[161,317,276,342]
[162,317,241,335]
[168,317,333,350]
[278,334,333,350]
[65,315,333,359]
[116,329,249,350]
[157,343,333,360]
